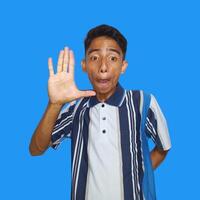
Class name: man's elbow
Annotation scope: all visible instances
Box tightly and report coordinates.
[161,148,170,157]
[29,144,45,156]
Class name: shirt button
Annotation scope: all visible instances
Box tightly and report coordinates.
[102,129,106,134]
[102,117,106,120]
[101,104,105,108]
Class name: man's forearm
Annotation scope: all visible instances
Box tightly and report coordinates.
[150,146,169,170]
[29,102,63,156]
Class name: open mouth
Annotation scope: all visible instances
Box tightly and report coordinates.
[98,79,109,83]
[96,78,111,88]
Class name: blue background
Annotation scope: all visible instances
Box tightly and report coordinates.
[0,0,199,199]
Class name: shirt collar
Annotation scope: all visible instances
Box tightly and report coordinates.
[87,82,125,108]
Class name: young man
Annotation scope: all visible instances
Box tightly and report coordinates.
[29,24,171,200]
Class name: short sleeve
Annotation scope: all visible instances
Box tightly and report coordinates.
[145,94,171,150]
[51,101,76,149]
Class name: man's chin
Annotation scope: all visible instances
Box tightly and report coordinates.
[94,84,117,98]
[94,84,111,94]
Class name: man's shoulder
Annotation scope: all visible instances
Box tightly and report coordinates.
[124,89,145,95]
[60,97,89,116]
[124,89,152,97]
[72,97,90,112]
[122,89,152,107]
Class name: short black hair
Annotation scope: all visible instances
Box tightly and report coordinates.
[84,24,127,60]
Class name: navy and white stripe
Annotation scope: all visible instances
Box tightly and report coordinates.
[51,103,76,148]
[51,83,171,200]
[145,94,171,150]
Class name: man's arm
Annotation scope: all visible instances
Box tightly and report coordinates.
[150,146,169,170]
[29,102,63,156]
[29,47,96,156]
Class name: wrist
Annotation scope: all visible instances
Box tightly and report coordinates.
[48,101,64,110]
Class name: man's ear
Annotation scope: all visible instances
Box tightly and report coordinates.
[121,60,128,74]
[81,59,87,72]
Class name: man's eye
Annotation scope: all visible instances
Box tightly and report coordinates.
[90,56,98,61]
[109,56,118,62]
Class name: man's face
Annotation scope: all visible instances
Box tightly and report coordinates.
[82,36,128,99]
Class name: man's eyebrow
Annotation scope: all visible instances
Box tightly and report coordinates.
[87,48,121,56]
[107,48,121,56]
[87,49,100,55]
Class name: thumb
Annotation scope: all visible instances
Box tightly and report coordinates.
[78,90,96,98]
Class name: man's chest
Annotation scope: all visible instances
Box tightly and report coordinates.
[88,103,121,147]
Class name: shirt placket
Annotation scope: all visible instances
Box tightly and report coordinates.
[100,103,107,135]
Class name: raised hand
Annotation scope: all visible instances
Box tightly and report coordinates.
[48,47,96,105]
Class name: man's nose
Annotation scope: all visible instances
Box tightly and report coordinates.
[99,58,108,73]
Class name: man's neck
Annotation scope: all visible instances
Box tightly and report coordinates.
[95,85,117,102]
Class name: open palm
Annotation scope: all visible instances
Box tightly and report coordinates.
[48,47,96,105]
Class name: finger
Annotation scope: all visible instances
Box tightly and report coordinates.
[48,57,54,76]
[68,50,75,74]
[78,90,96,98]
[57,50,64,73]
[63,47,69,72]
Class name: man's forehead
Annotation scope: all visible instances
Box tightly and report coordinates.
[87,36,121,50]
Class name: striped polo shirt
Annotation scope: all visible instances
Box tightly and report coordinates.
[51,83,171,200]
